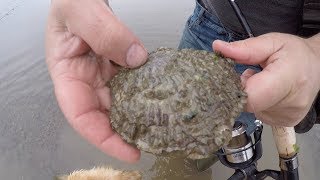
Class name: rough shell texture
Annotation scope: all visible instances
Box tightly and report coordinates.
[109,48,246,159]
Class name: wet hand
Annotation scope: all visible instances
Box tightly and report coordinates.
[45,0,148,162]
[213,33,320,127]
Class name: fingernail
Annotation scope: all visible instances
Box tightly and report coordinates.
[126,43,148,67]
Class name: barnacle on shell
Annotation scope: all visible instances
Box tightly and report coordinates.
[109,47,246,159]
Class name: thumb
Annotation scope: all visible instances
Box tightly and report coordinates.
[212,33,287,65]
[212,33,295,113]
[56,0,147,68]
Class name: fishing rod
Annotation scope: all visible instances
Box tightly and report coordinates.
[228,0,299,179]
[227,1,299,179]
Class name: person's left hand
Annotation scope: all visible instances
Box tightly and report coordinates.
[213,33,320,127]
[45,0,148,163]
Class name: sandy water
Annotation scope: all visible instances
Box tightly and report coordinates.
[0,0,319,179]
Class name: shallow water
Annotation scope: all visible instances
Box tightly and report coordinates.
[0,0,319,179]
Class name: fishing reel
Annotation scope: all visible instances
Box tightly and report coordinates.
[197,119,299,180]
[217,120,281,180]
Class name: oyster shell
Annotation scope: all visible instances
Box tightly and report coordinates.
[109,47,246,159]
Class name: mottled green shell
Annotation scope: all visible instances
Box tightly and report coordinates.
[109,48,246,159]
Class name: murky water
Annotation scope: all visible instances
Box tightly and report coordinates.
[0,0,319,179]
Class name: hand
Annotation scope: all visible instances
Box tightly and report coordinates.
[213,33,320,127]
[45,0,148,162]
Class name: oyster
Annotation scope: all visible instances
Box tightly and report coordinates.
[109,47,246,159]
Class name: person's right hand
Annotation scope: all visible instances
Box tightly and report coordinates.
[46,0,148,162]
[213,33,320,127]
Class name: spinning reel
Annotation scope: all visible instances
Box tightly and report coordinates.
[196,119,299,180]
[220,120,298,180]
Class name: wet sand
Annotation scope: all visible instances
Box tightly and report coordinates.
[0,0,319,179]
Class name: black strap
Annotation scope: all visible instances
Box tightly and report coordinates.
[299,0,320,37]
[295,92,320,133]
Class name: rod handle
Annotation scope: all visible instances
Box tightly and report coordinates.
[271,126,298,159]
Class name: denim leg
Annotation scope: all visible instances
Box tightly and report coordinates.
[178,20,229,52]
[178,22,207,51]
[178,5,231,52]
[178,1,258,134]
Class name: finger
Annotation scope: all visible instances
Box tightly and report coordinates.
[98,58,119,81]
[46,6,91,65]
[55,78,140,162]
[73,109,141,163]
[46,30,91,69]
[60,0,148,67]
[96,86,112,110]
[240,68,256,88]
[212,33,288,65]
[254,111,284,127]
[244,61,294,113]
[256,110,300,127]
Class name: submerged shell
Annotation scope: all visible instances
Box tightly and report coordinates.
[109,47,246,159]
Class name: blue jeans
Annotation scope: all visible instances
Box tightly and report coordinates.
[178,1,259,134]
